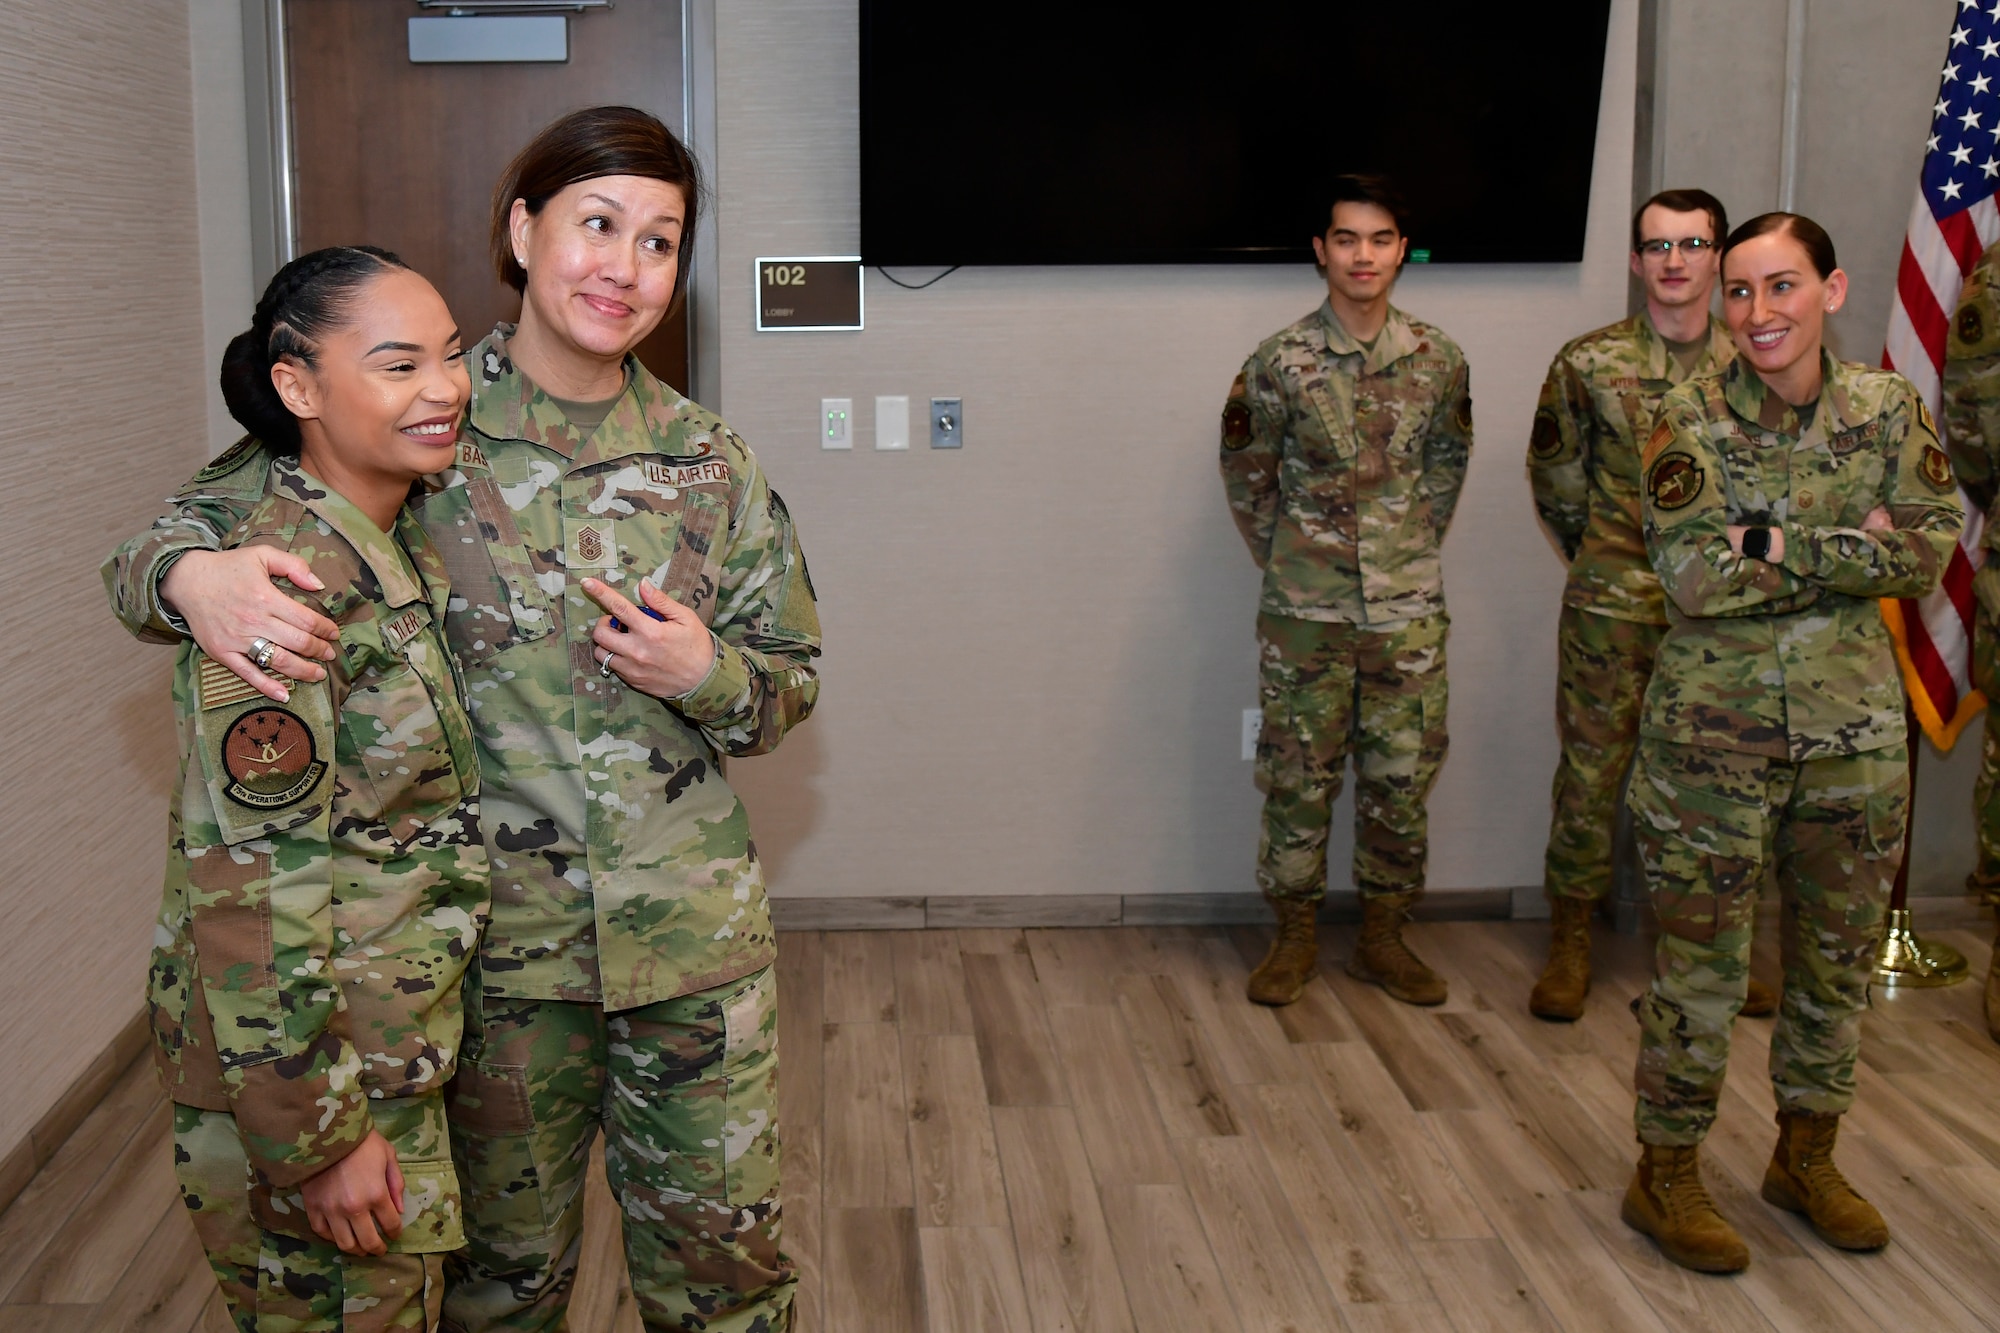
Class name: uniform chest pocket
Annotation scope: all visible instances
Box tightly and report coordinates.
[1794,446,1886,525]
[421,475,554,668]
[1302,382,1358,460]
[648,490,729,621]
[340,661,467,845]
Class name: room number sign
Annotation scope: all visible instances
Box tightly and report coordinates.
[754,256,864,331]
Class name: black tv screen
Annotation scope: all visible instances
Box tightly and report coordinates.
[860,3,1613,266]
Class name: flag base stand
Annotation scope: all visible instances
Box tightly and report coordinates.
[1874,907,1970,988]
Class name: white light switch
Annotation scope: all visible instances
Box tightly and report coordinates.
[875,395,910,450]
[820,397,852,449]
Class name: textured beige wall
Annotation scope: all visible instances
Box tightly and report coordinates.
[1657,0,1975,893]
[0,2,208,1160]
[715,0,1642,901]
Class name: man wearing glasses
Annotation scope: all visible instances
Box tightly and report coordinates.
[1526,188,1778,1022]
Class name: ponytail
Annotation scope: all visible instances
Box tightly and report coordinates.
[218,245,411,453]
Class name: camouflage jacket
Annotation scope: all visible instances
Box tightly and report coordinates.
[106,327,821,1011]
[1639,354,1964,760]
[147,458,485,1246]
[1529,312,1734,623]
[1943,241,2000,617]
[1220,301,1473,626]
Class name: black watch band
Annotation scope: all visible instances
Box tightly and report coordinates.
[1742,526,1772,561]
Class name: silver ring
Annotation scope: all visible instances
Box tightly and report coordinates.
[249,637,276,671]
[600,651,616,679]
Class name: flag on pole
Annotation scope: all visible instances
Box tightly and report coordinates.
[1880,4,1998,751]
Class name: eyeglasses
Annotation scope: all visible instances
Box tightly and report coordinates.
[1636,238,1717,257]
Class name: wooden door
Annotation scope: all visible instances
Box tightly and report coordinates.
[286,2,689,391]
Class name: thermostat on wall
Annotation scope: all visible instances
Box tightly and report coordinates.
[754,257,864,332]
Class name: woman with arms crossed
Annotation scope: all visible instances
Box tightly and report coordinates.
[1620,213,1962,1273]
[150,246,487,1330]
[106,109,818,1331]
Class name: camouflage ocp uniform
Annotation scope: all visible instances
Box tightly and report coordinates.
[106,326,820,1332]
[1630,353,1963,1145]
[1221,300,1472,902]
[138,457,488,1331]
[1528,314,1733,903]
[1942,242,2000,896]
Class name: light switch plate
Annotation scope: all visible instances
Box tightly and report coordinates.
[820,397,852,449]
[875,395,910,450]
[930,397,962,448]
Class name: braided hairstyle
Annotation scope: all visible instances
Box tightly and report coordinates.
[219,245,413,453]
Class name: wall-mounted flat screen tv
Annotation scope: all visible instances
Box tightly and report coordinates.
[860,2,1614,267]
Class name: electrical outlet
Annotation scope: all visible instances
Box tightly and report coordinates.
[1241,708,1261,761]
[930,397,962,448]
[820,397,852,449]
[875,395,910,450]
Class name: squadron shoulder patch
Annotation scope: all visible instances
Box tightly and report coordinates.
[1454,395,1474,432]
[1920,443,1956,491]
[1529,415,1562,460]
[221,708,327,810]
[191,435,267,485]
[1222,401,1254,451]
[1647,452,1706,511]
[1959,304,1985,347]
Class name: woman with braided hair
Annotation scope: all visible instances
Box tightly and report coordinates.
[150,245,487,1329]
[105,107,817,1331]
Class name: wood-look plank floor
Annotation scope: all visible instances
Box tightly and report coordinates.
[9,912,2000,1332]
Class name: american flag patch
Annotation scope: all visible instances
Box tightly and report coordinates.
[199,655,271,711]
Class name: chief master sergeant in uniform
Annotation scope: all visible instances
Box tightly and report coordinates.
[1942,237,2000,1043]
[1526,187,1779,1023]
[1221,174,1473,1008]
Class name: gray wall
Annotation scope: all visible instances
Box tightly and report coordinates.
[0,0,211,1167]
[713,0,1643,902]
[1655,0,1974,893]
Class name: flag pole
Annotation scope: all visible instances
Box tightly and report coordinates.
[1875,703,1971,987]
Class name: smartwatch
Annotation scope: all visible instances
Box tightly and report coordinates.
[1741,526,1772,561]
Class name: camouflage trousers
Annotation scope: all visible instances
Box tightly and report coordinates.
[1542,606,1666,902]
[172,1105,446,1333]
[1626,737,1908,1145]
[1254,611,1448,902]
[441,966,791,1332]
[1969,592,2000,899]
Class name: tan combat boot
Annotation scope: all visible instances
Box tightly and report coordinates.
[1529,895,1593,1021]
[1761,1109,1889,1250]
[1985,923,2000,1043]
[1246,896,1319,1006]
[1346,893,1447,1006]
[1621,1142,1751,1274]
[1741,976,1778,1018]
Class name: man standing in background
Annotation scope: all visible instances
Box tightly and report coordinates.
[1221,175,1473,1008]
[1943,242,2000,1042]
[1526,188,1776,1023]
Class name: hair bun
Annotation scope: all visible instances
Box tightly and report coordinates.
[217,245,412,454]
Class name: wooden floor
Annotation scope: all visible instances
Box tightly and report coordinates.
[7,911,2000,1332]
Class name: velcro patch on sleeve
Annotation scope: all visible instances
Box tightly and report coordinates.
[1529,414,1563,460]
[199,655,275,712]
[1647,452,1706,510]
[1920,443,1956,491]
[1221,401,1254,451]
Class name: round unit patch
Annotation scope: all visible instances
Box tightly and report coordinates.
[1648,452,1706,511]
[1920,444,1956,491]
[1960,304,1985,346]
[1221,401,1253,451]
[222,709,327,809]
[1529,415,1562,460]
